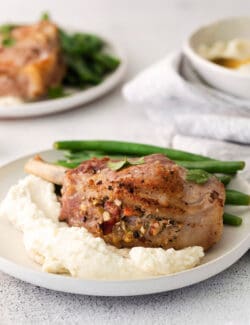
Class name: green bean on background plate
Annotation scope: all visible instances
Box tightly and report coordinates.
[59,29,120,88]
[40,13,121,95]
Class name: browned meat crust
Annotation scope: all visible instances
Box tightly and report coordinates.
[0,21,65,99]
[60,154,225,250]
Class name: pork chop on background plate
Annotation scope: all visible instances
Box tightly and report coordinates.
[0,20,65,100]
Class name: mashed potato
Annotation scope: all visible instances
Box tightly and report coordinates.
[0,96,23,106]
[0,175,204,280]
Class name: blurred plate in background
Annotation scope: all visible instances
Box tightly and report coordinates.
[0,38,126,119]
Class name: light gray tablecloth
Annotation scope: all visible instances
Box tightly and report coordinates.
[1,252,250,325]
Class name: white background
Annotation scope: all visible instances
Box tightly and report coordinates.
[0,1,250,324]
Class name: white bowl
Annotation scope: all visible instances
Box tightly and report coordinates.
[183,17,250,99]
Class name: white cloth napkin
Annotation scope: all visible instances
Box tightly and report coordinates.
[123,52,250,144]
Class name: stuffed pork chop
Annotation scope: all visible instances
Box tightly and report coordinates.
[25,154,225,250]
[0,20,65,99]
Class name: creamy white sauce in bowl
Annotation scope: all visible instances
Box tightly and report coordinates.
[198,39,250,60]
[197,39,250,75]
[0,176,204,280]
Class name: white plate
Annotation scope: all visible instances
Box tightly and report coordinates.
[0,40,127,118]
[0,150,249,296]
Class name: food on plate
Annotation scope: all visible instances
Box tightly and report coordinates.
[0,175,204,279]
[0,13,120,103]
[1,140,249,279]
[0,20,64,100]
[58,28,120,90]
[26,154,225,250]
[197,39,250,74]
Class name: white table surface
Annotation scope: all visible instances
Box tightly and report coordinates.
[1,0,250,324]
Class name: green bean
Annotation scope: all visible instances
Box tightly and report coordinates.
[47,86,66,99]
[59,29,103,56]
[223,213,242,226]
[62,67,81,87]
[58,28,121,89]
[216,175,232,186]
[177,160,244,174]
[53,140,214,161]
[225,189,250,205]
[65,56,102,85]
[93,53,120,71]
[71,33,104,56]
[89,62,106,77]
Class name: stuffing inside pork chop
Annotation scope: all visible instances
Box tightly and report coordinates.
[25,154,226,251]
[0,20,65,99]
